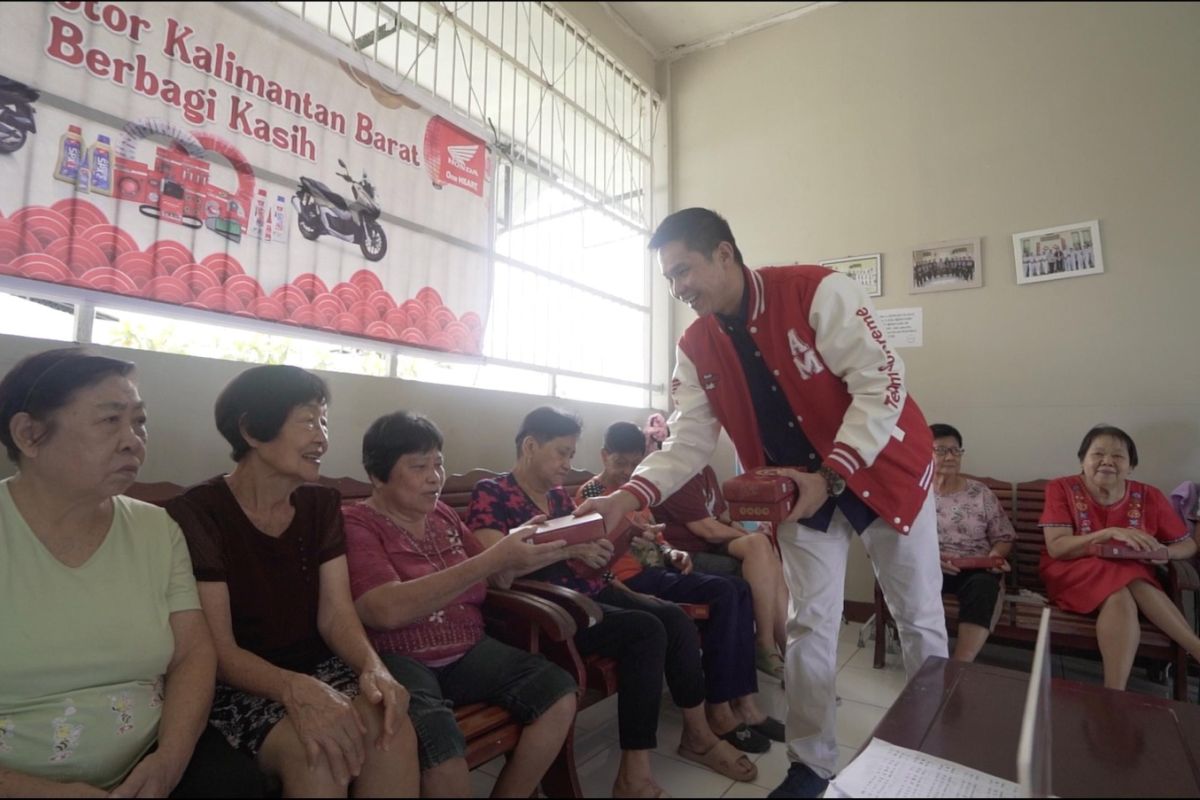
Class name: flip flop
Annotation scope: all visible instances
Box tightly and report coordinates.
[756,646,785,682]
[677,739,758,782]
[720,722,771,753]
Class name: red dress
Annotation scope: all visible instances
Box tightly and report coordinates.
[1038,475,1188,614]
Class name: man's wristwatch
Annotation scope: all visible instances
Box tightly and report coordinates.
[816,464,847,498]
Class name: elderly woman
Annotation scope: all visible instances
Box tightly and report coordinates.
[1040,424,1200,690]
[0,348,260,798]
[165,365,418,797]
[343,411,588,798]
[929,424,1014,662]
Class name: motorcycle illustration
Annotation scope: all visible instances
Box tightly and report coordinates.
[292,159,387,262]
[0,75,38,154]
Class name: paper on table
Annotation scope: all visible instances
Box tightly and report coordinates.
[830,738,1020,798]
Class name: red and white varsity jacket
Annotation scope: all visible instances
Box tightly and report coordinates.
[623,265,935,535]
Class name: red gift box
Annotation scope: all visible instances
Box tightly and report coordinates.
[528,512,607,546]
[724,469,798,524]
[945,556,1008,570]
[1087,542,1169,561]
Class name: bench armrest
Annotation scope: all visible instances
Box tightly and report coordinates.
[510,579,605,630]
[483,587,578,650]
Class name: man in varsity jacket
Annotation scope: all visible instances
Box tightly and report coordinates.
[577,208,948,798]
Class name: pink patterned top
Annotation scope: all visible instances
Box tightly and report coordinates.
[934,478,1015,558]
[344,501,486,666]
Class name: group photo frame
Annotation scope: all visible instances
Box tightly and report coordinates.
[909,237,982,294]
[819,253,882,297]
[1013,220,1104,285]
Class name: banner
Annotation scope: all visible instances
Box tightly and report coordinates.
[0,1,493,354]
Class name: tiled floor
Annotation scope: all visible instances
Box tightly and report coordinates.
[469,620,1192,797]
[470,621,908,798]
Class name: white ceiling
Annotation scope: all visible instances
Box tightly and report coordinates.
[602,1,823,59]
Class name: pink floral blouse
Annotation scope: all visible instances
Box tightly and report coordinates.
[935,478,1015,558]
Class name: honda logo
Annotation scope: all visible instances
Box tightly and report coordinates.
[447,144,479,170]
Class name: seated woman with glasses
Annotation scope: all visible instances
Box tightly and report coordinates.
[930,424,1014,662]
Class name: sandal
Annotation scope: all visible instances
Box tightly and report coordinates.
[756,645,785,682]
[719,722,771,753]
[748,715,786,743]
[677,739,758,782]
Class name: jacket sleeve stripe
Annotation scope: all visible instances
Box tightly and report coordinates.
[623,476,660,509]
[827,450,859,477]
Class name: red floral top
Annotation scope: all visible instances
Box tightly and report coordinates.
[466,472,607,596]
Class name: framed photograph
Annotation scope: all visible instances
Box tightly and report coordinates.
[1013,220,1103,285]
[820,253,882,297]
[910,237,982,294]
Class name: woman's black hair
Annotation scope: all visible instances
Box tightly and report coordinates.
[1077,424,1138,468]
[0,347,136,463]
[514,406,582,456]
[362,411,444,483]
[929,423,963,448]
[214,365,329,461]
[604,421,646,455]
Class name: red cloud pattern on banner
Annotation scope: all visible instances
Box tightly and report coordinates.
[0,199,483,355]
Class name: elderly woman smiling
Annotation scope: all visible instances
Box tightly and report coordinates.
[165,365,418,797]
[1040,424,1200,690]
[0,348,259,798]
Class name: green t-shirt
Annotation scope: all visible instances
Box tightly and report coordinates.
[0,480,201,790]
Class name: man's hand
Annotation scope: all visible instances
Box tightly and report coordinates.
[575,491,641,536]
[758,468,829,523]
[666,549,693,575]
[107,751,186,798]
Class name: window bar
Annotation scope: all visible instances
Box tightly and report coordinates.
[482,2,491,124]
[449,2,458,113]
[372,0,381,59]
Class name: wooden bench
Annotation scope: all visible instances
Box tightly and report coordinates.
[127,479,585,797]
[871,477,1190,701]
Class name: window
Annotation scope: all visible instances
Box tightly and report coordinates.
[2,3,665,407]
[277,1,664,406]
[0,291,77,343]
[91,305,391,377]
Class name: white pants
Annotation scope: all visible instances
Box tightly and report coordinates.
[777,491,947,777]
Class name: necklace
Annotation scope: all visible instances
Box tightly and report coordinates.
[365,501,452,574]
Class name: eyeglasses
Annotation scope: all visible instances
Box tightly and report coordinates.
[933,447,964,456]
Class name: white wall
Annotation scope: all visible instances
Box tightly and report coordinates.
[666,2,1200,601]
[0,334,654,484]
